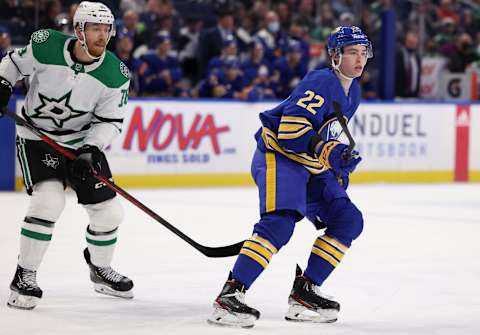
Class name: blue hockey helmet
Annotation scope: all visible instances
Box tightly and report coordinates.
[327,26,373,58]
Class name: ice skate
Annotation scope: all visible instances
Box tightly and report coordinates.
[208,274,260,328]
[285,265,340,323]
[83,248,134,299]
[7,265,43,310]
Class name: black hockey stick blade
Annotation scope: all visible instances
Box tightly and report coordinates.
[332,101,356,159]
[2,108,244,258]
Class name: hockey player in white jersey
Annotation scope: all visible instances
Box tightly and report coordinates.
[0,2,134,309]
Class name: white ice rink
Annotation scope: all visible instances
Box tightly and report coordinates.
[1,184,479,335]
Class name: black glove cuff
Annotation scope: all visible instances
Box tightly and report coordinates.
[77,144,101,155]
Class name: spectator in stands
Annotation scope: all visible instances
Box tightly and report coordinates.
[240,43,276,102]
[461,9,479,39]
[255,10,288,65]
[56,3,78,36]
[250,1,270,33]
[293,0,316,34]
[443,32,479,72]
[40,0,62,30]
[197,59,247,99]
[197,8,236,78]
[138,33,182,96]
[434,17,457,49]
[119,10,147,53]
[115,31,142,96]
[271,40,308,99]
[241,40,271,84]
[436,0,460,25]
[310,2,335,42]
[207,35,238,75]
[120,0,147,15]
[274,1,291,30]
[0,26,11,60]
[395,30,421,98]
[178,14,202,85]
[287,19,310,70]
[139,0,176,43]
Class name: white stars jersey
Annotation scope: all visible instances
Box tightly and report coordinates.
[0,29,130,150]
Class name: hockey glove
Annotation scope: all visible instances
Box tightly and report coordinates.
[0,76,13,116]
[318,140,362,176]
[337,173,350,190]
[71,145,103,180]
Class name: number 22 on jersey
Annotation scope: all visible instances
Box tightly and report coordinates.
[296,90,324,114]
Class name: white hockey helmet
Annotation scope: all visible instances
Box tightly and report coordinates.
[73,2,116,59]
[73,1,116,36]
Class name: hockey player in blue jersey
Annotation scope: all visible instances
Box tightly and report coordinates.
[207,26,373,328]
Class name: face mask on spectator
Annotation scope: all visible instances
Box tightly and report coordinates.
[268,22,280,33]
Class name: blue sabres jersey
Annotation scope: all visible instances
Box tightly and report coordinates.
[255,68,361,174]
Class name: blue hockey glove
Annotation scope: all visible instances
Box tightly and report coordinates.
[71,145,103,180]
[0,76,13,116]
[337,173,350,190]
[318,140,362,176]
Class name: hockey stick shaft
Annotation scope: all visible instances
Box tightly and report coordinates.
[2,108,244,258]
[332,101,356,159]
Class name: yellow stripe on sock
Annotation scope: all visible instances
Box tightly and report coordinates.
[251,234,278,254]
[315,239,344,262]
[240,248,269,268]
[243,241,273,261]
[311,246,339,267]
[321,235,348,253]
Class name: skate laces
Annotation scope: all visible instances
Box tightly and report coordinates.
[223,288,247,305]
[302,279,333,300]
[98,267,124,283]
[312,284,334,300]
[20,269,39,288]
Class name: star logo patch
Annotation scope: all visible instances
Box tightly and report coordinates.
[32,91,88,128]
[42,154,59,169]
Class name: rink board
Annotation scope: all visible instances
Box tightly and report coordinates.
[7,99,480,189]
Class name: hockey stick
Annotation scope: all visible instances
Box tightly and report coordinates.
[332,101,356,159]
[2,108,244,258]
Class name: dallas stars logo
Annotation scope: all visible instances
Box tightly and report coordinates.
[42,154,59,169]
[32,91,87,128]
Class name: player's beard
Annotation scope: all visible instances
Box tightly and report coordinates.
[86,39,107,58]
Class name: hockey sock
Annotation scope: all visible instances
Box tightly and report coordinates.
[18,217,55,271]
[232,234,278,289]
[85,225,118,267]
[304,234,349,286]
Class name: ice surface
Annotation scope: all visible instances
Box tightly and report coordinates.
[1,184,479,334]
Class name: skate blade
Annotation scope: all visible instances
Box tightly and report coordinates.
[285,304,338,323]
[93,283,134,299]
[7,291,40,310]
[207,307,256,329]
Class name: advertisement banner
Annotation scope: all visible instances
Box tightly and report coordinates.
[441,72,473,100]
[12,98,472,187]
[351,104,454,171]
[420,57,446,99]
[107,100,268,176]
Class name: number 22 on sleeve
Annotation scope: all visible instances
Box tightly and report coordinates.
[296,90,324,114]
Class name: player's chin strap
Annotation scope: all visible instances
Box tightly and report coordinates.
[331,54,356,81]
